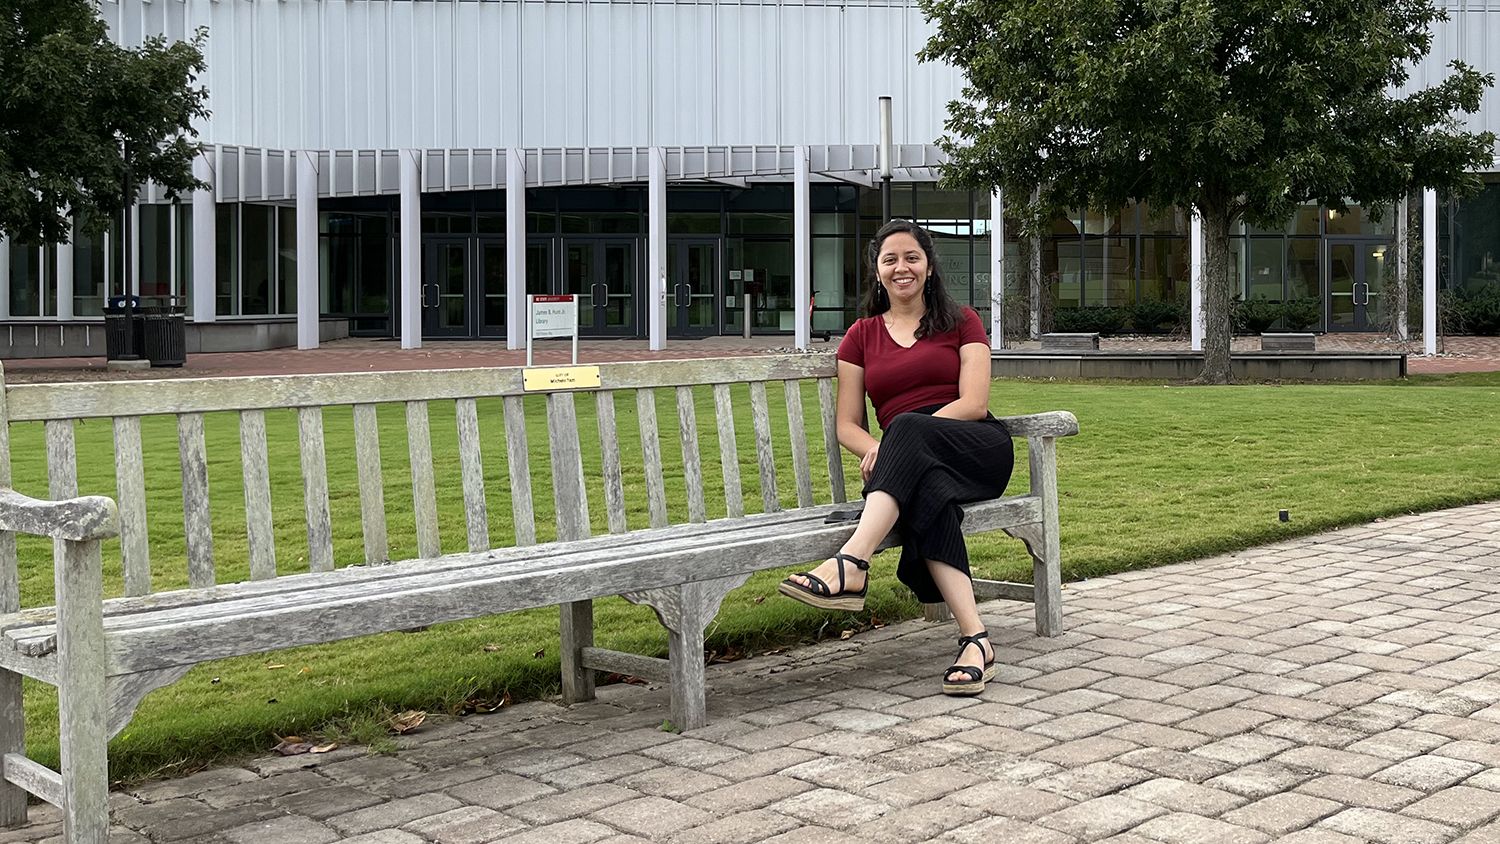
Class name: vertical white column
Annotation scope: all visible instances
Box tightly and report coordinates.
[0,235,10,319]
[1423,188,1438,355]
[506,148,527,351]
[1190,209,1204,351]
[991,188,1005,349]
[129,204,141,296]
[55,221,75,320]
[399,149,423,349]
[296,150,320,350]
[793,146,811,351]
[191,153,217,323]
[648,146,667,351]
[1395,197,1409,343]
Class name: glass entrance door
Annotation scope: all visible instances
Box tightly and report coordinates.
[422,236,507,339]
[1327,240,1387,331]
[563,238,636,336]
[423,237,471,338]
[669,240,720,337]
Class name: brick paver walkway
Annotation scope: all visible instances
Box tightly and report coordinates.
[2,333,1496,384]
[9,502,1500,843]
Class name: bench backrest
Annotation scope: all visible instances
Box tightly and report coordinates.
[0,354,850,609]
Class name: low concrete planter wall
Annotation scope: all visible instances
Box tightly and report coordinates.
[0,318,350,360]
[990,351,1407,381]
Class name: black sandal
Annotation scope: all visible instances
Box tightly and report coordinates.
[777,552,870,611]
[942,631,997,696]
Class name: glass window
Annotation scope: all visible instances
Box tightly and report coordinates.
[1081,207,1124,236]
[915,186,974,224]
[728,213,792,236]
[241,204,273,315]
[1140,201,1189,236]
[176,204,192,306]
[422,212,473,235]
[216,204,240,315]
[1451,177,1500,294]
[1083,236,1135,305]
[138,205,172,298]
[7,242,41,317]
[812,236,858,331]
[931,228,973,307]
[1325,203,1394,237]
[1047,237,1082,308]
[1287,239,1320,300]
[859,185,913,221]
[812,214,853,235]
[1246,238,1285,301]
[1140,237,1188,303]
[74,225,106,316]
[277,207,296,315]
[526,212,556,234]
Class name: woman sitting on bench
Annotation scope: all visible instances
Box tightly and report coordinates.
[779,219,1015,696]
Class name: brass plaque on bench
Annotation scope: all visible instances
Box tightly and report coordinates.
[523,365,603,391]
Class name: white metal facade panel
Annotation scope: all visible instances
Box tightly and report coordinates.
[104,0,1500,152]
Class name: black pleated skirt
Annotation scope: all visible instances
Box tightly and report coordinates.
[863,405,1015,604]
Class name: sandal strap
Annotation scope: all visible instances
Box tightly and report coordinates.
[793,572,832,597]
[954,631,994,667]
[832,552,870,571]
[945,664,983,683]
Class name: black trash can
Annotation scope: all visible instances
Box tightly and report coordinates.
[141,295,187,367]
[143,314,186,367]
[103,296,144,361]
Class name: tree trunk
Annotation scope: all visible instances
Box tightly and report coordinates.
[1029,185,1043,340]
[1195,204,1234,384]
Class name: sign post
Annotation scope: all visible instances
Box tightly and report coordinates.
[523,294,601,391]
[527,294,579,367]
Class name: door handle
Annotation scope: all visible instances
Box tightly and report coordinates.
[674,283,685,308]
[423,284,439,309]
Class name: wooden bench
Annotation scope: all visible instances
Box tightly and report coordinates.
[1261,332,1317,352]
[0,354,1077,843]
[1040,332,1101,351]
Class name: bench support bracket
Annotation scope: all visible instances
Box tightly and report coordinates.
[621,574,750,731]
[106,667,193,741]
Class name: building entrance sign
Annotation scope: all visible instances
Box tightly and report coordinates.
[527,293,579,366]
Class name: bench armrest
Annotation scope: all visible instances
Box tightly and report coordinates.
[996,411,1079,439]
[0,489,119,542]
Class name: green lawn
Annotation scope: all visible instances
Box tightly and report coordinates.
[6,374,1500,783]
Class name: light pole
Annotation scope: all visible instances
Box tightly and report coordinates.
[878,96,893,223]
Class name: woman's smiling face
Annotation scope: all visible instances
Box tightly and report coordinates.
[877,232,930,307]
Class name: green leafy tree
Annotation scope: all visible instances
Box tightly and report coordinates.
[920,0,1494,382]
[0,0,208,244]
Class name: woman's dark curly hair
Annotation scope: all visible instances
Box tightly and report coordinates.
[860,219,963,339]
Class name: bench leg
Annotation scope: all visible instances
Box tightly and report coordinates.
[0,670,25,827]
[923,603,953,623]
[560,600,596,704]
[1028,436,1064,637]
[624,575,748,732]
[55,538,109,844]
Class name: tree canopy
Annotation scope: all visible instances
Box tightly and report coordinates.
[0,0,208,244]
[920,0,1495,381]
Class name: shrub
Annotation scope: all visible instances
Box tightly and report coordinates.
[1129,299,1188,335]
[1053,306,1129,335]
[1281,298,1322,331]
[1443,286,1500,335]
[1231,297,1283,334]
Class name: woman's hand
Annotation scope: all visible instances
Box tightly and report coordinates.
[860,443,880,482]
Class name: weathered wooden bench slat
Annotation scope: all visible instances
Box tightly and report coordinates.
[817,378,846,504]
[637,388,669,529]
[595,391,628,535]
[0,506,869,631]
[676,386,706,523]
[176,413,215,589]
[45,421,78,503]
[2,357,838,422]
[0,368,13,616]
[783,380,815,508]
[546,392,590,543]
[237,410,277,581]
[711,384,744,519]
[111,417,152,595]
[405,401,441,558]
[2,497,1044,674]
[298,407,335,573]
[351,404,389,565]
[501,395,536,547]
[455,398,490,553]
[749,381,779,512]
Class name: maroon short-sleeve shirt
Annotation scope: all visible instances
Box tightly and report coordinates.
[836,307,989,430]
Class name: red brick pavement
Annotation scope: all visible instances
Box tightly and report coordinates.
[1,333,1494,383]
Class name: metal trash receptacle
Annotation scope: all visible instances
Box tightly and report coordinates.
[141,296,187,367]
[103,295,144,360]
